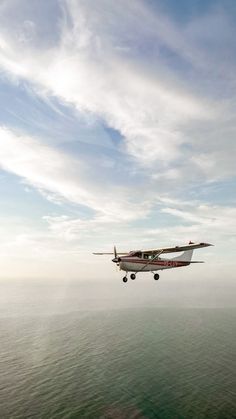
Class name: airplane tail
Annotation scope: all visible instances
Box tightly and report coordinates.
[172,249,204,264]
[172,249,194,262]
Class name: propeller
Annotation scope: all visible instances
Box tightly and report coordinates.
[112,246,121,265]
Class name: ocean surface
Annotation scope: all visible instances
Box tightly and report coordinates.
[0,280,235,418]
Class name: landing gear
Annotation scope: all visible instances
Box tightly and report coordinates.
[154,273,159,280]
[123,276,128,283]
[130,273,136,280]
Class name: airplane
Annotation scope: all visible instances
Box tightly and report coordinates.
[93,241,213,283]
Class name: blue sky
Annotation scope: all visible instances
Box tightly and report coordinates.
[0,0,235,279]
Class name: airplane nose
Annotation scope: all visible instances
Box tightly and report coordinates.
[112,257,121,263]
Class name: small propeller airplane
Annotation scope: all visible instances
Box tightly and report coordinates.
[93,242,213,283]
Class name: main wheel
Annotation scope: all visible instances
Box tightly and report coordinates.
[123,276,128,283]
[154,273,159,280]
[130,273,136,280]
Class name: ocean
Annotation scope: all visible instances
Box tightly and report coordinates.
[0,280,235,418]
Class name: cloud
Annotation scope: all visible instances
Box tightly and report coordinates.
[0,0,220,173]
[0,126,151,221]
[0,2,235,201]
[43,196,236,258]
[161,203,236,236]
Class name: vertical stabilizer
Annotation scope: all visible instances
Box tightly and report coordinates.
[172,249,194,262]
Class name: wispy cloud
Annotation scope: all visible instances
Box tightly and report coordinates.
[0,0,220,171]
[0,0,235,187]
[0,126,151,221]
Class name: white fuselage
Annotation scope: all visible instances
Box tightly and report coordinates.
[119,256,189,273]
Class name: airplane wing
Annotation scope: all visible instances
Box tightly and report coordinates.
[93,252,128,255]
[93,243,213,256]
[142,242,213,255]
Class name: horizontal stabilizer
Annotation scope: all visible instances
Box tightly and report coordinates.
[188,261,204,263]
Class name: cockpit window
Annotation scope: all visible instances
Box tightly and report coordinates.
[143,254,156,260]
[132,251,142,258]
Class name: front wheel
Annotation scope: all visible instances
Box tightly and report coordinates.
[130,273,136,280]
[123,276,128,283]
[154,273,159,280]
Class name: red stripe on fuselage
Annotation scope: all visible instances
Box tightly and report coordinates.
[120,258,189,267]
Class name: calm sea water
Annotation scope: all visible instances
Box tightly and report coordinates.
[0,280,235,419]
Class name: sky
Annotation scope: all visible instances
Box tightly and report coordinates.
[0,0,235,281]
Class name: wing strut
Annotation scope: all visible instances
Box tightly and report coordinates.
[136,250,164,273]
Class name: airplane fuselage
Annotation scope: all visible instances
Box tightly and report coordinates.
[119,256,190,272]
